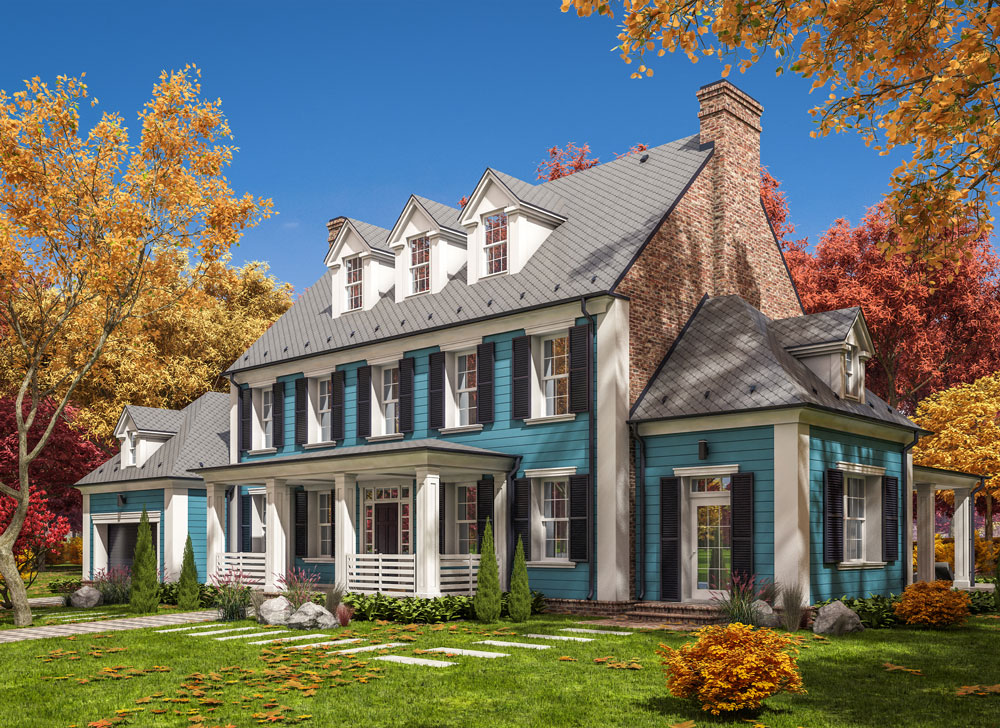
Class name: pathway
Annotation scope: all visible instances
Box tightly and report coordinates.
[0,610,217,644]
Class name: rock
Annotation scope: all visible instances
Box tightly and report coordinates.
[812,600,864,636]
[287,601,335,630]
[752,599,782,629]
[69,585,102,609]
[258,596,293,626]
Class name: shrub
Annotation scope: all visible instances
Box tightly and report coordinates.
[779,581,805,631]
[129,508,160,614]
[473,517,501,623]
[210,568,257,621]
[160,581,217,608]
[969,589,996,615]
[894,580,971,628]
[49,537,83,565]
[658,623,805,716]
[93,567,131,605]
[508,536,531,622]
[177,535,201,611]
[336,603,354,627]
[324,584,345,613]
[340,590,546,624]
[276,567,321,609]
[713,572,778,626]
[49,578,82,595]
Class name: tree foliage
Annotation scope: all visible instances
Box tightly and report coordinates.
[536,141,649,182]
[177,533,200,611]
[129,507,160,614]
[0,483,70,608]
[562,0,1000,267]
[473,517,501,623]
[507,535,531,622]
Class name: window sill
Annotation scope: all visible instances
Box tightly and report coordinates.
[302,441,338,450]
[524,414,577,426]
[438,424,484,435]
[247,447,278,456]
[837,561,887,570]
[366,433,405,443]
[300,557,336,564]
[526,560,577,569]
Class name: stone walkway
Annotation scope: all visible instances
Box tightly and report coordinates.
[0,610,217,644]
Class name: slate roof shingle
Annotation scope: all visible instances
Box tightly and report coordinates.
[122,405,185,434]
[412,196,464,234]
[771,307,861,349]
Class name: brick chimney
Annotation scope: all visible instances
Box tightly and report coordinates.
[326,216,348,245]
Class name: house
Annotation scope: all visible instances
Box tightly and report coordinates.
[75,80,980,608]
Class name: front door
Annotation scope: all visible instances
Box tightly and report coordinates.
[691,501,731,599]
[374,503,399,554]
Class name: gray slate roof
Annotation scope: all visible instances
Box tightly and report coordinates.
[77,392,230,486]
[771,307,861,349]
[630,295,916,430]
[413,196,464,234]
[490,170,567,218]
[122,405,185,434]
[346,217,392,255]
[228,134,711,374]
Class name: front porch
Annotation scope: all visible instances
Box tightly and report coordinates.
[914,465,985,590]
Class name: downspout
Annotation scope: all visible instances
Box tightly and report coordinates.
[506,454,523,584]
[581,298,598,601]
[630,422,647,601]
[970,477,986,585]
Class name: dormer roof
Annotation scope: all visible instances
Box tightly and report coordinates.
[387,195,465,246]
[113,405,185,439]
[457,168,568,227]
[771,307,872,353]
[324,217,393,267]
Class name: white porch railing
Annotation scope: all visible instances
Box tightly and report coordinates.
[346,553,417,596]
[439,553,481,596]
[216,552,267,585]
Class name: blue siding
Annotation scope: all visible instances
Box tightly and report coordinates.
[187,489,207,582]
[295,558,336,584]
[809,427,905,601]
[89,489,165,578]
[242,374,305,461]
[640,426,775,600]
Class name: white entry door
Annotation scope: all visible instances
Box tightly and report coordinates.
[689,483,732,600]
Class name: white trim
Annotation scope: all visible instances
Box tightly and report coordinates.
[439,338,482,353]
[439,424,483,435]
[367,352,404,367]
[836,461,886,476]
[525,560,575,569]
[524,413,577,426]
[301,557,336,564]
[523,318,577,336]
[836,561,887,570]
[523,466,577,479]
[366,433,405,443]
[246,486,267,496]
[248,447,278,456]
[302,441,338,450]
[91,510,162,524]
[672,464,740,478]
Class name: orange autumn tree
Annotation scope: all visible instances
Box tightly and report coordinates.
[562,0,1000,269]
[0,68,272,625]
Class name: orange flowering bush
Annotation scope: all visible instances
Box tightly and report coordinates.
[894,580,971,628]
[657,623,805,715]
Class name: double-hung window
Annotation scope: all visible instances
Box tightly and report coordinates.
[382,367,400,435]
[319,492,333,557]
[542,480,569,559]
[456,352,478,426]
[483,211,508,276]
[844,476,866,562]
[261,389,273,449]
[456,485,478,554]
[345,256,363,311]
[542,335,570,416]
[126,432,137,466]
[409,236,430,295]
[317,378,332,442]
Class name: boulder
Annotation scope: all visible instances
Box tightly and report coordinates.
[812,600,864,636]
[69,585,102,609]
[752,599,782,629]
[287,601,335,630]
[258,596,293,626]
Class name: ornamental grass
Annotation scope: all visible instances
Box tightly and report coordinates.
[893,580,971,628]
[658,623,805,715]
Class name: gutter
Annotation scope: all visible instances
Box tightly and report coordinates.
[630,422,647,600]
[581,297,598,601]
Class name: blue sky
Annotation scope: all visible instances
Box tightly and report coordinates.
[1,2,908,293]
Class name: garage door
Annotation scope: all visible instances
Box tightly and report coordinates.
[107,522,157,570]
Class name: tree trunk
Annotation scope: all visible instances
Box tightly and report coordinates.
[987,491,994,542]
[0,474,32,626]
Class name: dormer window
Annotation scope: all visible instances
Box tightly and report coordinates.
[484,211,508,276]
[126,432,137,467]
[344,256,363,311]
[844,345,862,399]
[409,236,430,295]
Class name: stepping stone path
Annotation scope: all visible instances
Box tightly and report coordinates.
[248,633,328,645]
[286,638,362,650]
[188,626,259,637]
[560,628,633,636]
[0,609,218,644]
[474,640,551,650]
[156,623,223,634]
[525,633,593,642]
[332,642,406,655]
[215,630,291,641]
[372,655,455,668]
[424,647,508,658]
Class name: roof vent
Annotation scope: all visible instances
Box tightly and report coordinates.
[554,284,560,292]
[263,351,268,357]
[812,387,818,394]
[591,275,597,283]
[374,325,380,332]
[520,292,525,299]
[457,306,463,314]
[401,319,406,326]
[749,385,756,394]
[704,390,710,399]
[487,299,493,307]
[428,313,433,320]
[639,153,649,163]
[283,346,288,353]
[199,461,204,468]
[327,336,332,343]
[349,331,355,338]
[304,341,310,348]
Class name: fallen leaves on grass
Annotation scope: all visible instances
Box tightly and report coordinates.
[883,662,923,676]
[558,656,577,661]
[956,684,1000,696]
[593,655,642,670]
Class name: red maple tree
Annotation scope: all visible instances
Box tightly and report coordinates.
[0,484,71,607]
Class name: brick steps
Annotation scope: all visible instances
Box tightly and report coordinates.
[620,602,723,628]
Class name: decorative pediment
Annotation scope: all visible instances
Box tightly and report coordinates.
[324,218,394,269]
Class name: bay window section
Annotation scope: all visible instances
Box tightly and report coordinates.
[484,211,508,276]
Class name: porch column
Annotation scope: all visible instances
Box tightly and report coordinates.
[162,485,188,582]
[206,482,227,582]
[491,472,510,590]
[953,487,973,589]
[264,478,289,592]
[904,450,915,586]
[415,468,441,598]
[916,483,935,583]
[81,492,91,581]
[334,473,357,589]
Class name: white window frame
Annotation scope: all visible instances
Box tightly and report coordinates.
[380,366,400,436]
[345,255,363,311]
[361,484,412,555]
[260,388,274,449]
[537,479,569,561]
[844,475,867,563]
[541,333,570,417]
[126,431,137,467]
[317,378,332,442]
[455,484,478,554]
[318,492,333,557]
[455,351,478,427]
[408,235,430,295]
[482,210,508,277]
[844,345,861,399]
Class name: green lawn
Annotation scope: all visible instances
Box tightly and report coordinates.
[0,614,997,727]
[26,563,80,598]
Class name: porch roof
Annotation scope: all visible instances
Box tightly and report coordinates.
[913,464,982,490]
[191,438,515,485]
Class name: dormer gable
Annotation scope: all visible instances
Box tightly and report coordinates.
[386,195,466,303]
[324,218,395,316]
[458,169,567,284]
[113,406,178,469]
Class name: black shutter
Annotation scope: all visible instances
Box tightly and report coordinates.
[439,482,447,554]
[824,469,845,563]
[476,478,495,552]
[511,335,532,420]
[568,324,591,414]
[271,382,285,448]
[568,474,590,562]
[731,472,754,580]
[660,477,681,602]
[513,477,531,561]
[882,475,900,562]
[356,366,372,438]
[331,371,345,441]
[398,357,415,433]
[476,342,495,424]
[240,493,252,552]
[239,388,252,452]
[294,490,307,558]
[294,378,308,445]
[428,352,446,430]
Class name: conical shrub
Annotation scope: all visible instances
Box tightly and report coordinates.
[129,507,160,614]
[177,534,201,610]
[473,517,501,623]
[508,535,531,622]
